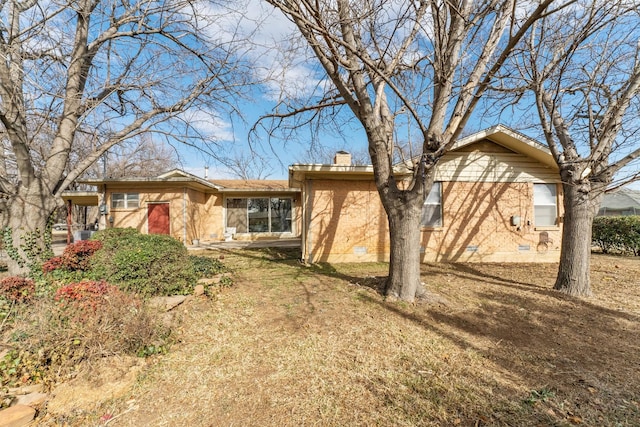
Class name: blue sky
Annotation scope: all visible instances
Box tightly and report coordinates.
[175,1,640,191]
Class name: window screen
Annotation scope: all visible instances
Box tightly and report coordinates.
[534,183,557,226]
[421,182,442,227]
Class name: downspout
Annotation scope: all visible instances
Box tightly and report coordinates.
[299,189,306,262]
[183,187,187,244]
[99,184,107,230]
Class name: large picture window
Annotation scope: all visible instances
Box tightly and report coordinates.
[227,197,292,233]
[534,183,557,226]
[111,193,139,209]
[421,182,442,227]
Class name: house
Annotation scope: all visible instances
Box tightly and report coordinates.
[63,125,563,262]
[289,125,563,263]
[598,188,640,216]
[73,170,301,245]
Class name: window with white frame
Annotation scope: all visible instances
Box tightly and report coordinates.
[421,182,442,227]
[111,193,139,209]
[534,183,557,226]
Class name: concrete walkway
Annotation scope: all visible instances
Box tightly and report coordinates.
[51,235,301,254]
[191,238,301,250]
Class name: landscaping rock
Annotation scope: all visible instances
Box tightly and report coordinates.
[198,274,223,285]
[0,405,36,427]
[197,277,218,285]
[149,295,187,311]
[9,384,44,395]
[47,356,145,416]
[193,284,205,296]
[13,392,47,407]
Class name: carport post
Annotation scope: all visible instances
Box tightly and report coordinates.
[66,199,72,245]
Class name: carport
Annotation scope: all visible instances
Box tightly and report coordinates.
[59,191,99,244]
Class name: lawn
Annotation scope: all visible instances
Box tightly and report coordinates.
[46,250,640,426]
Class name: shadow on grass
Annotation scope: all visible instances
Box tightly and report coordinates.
[199,247,640,425]
[210,247,640,324]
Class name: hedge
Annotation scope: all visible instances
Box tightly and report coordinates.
[90,228,198,296]
[592,216,640,255]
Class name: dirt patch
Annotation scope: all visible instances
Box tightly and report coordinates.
[35,251,640,426]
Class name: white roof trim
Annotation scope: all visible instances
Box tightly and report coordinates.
[452,125,557,169]
[155,169,223,189]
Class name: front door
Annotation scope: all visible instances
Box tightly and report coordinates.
[148,203,170,235]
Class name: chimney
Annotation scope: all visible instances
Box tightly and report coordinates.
[333,151,351,165]
[204,166,209,179]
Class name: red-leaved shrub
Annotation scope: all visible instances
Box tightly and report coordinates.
[54,280,121,314]
[0,277,35,303]
[42,256,64,273]
[42,240,103,273]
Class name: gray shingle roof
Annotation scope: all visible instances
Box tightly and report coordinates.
[600,188,640,210]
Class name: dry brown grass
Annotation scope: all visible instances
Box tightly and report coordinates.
[51,250,640,426]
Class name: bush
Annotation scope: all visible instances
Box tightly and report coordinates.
[42,240,103,274]
[592,216,640,255]
[42,256,64,274]
[2,290,170,386]
[0,277,35,304]
[54,280,119,315]
[90,228,198,297]
[189,255,227,277]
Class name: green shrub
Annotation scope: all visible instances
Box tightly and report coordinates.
[189,255,227,277]
[593,216,640,255]
[90,228,198,296]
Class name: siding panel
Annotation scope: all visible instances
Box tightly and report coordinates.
[436,152,559,183]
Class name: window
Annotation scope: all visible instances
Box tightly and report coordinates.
[421,182,442,227]
[227,197,292,233]
[111,193,139,209]
[534,183,557,226]
[248,198,270,232]
[270,198,292,232]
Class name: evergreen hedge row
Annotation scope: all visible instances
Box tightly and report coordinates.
[592,216,640,255]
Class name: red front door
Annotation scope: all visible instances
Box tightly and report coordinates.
[148,203,170,235]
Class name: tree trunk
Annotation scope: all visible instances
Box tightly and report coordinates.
[383,193,424,302]
[4,182,58,276]
[554,179,599,297]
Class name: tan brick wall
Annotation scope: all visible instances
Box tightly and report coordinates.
[106,186,225,244]
[306,180,562,263]
[421,181,562,262]
[306,179,389,263]
[186,189,224,243]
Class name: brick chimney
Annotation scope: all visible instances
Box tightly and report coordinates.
[333,151,352,165]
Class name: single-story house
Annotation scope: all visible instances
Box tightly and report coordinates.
[70,171,301,245]
[63,124,563,262]
[598,188,640,216]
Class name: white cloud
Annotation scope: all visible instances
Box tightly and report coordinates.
[185,0,325,102]
[183,110,236,142]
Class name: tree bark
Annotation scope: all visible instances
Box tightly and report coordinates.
[3,181,59,276]
[384,196,423,302]
[554,177,600,297]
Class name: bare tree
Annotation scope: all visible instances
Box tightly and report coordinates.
[0,0,250,274]
[83,134,179,179]
[508,0,640,296]
[263,0,566,301]
[219,150,274,180]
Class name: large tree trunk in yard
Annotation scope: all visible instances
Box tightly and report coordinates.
[3,183,59,276]
[385,202,423,302]
[554,179,601,297]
